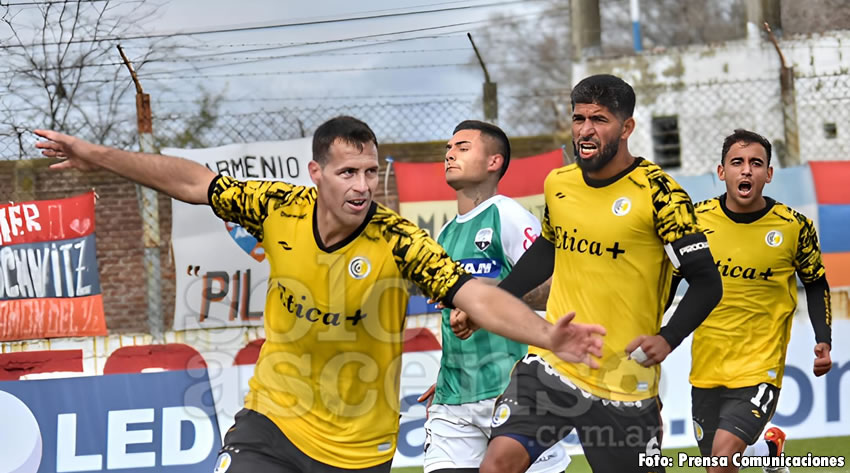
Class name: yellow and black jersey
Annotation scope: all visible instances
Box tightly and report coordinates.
[529,158,702,402]
[208,175,470,469]
[689,195,826,389]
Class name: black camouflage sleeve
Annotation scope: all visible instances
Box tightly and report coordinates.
[208,175,311,242]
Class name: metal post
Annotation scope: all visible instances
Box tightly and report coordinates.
[630,0,643,52]
[117,45,164,341]
[764,23,799,167]
[570,0,602,60]
[467,33,498,123]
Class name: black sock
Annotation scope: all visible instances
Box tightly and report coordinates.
[767,440,778,457]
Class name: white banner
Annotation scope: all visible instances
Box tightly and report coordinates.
[163,139,314,330]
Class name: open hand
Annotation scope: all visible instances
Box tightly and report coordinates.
[34,129,103,172]
[549,312,606,368]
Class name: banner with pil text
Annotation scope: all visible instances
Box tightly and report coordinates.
[163,139,314,330]
[0,192,106,341]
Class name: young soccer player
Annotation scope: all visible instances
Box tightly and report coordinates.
[681,129,832,473]
[421,120,569,473]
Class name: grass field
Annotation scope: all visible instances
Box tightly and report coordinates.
[392,436,850,473]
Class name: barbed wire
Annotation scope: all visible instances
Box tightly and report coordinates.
[3,73,849,177]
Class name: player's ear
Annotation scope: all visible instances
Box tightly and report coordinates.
[308,160,322,186]
[488,154,503,174]
[620,117,636,140]
[766,165,773,184]
[717,163,725,181]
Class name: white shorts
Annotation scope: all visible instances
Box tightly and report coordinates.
[424,398,571,473]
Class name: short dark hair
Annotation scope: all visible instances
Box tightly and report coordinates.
[452,120,511,178]
[570,74,636,121]
[312,116,378,165]
[721,129,772,165]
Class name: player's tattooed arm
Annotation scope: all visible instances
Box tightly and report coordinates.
[451,276,550,339]
[522,277,552,311]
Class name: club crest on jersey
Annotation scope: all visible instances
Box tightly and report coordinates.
[214,452,231,473]
[474,228,494,251]
[348,256,371,279]
[492,403,511,427]
[765,230,783,247]
[693,421,704,441]
[612,197,632,216]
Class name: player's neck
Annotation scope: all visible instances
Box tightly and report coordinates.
[725,194,767,214]
[313,202,368,249]
[584,149,635,181]
[455,182,498,215]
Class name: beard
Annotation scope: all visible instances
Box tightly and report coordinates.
[574,139,619,173]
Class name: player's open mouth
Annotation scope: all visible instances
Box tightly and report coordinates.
[578,142,598,159]
[346,199,368,211]
[737,181,752,197]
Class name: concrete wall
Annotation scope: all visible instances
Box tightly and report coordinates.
[572,31,850,174]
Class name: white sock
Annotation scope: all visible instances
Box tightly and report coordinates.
[742,440,770,457]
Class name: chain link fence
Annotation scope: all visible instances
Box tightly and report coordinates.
[3,72,849,176]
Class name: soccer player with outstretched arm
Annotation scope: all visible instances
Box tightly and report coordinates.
[35,116,605,473]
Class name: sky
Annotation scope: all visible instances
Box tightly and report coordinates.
[84,0,549,113]
[0,0,555,149]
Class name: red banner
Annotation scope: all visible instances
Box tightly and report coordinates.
[0,192,106,341]
[394,150,565,236]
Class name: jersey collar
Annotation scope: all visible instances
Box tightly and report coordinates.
[581,157,643,188]
[312,201,378,253]
[718,193,776,223]
[455,194,504,223]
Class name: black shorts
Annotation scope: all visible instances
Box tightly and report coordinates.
[691,383,780,455]
[491,354,665,473]
[214,409,393,473]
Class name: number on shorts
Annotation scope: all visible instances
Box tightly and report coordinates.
[749,383,775,413]
[645,436,661,456]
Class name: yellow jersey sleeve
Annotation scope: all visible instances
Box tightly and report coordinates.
[648,169,701,244]
[208,175,313,242]
[541,204,556,244]
[387,214,470,302]
[794,214,826,283]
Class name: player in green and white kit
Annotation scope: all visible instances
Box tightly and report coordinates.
[421,121,571,473]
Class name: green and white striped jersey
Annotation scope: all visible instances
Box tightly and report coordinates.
[434,194,541,404]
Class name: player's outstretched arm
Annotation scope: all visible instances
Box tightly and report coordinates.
[451,278,605,368]
[34,129,216,205]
